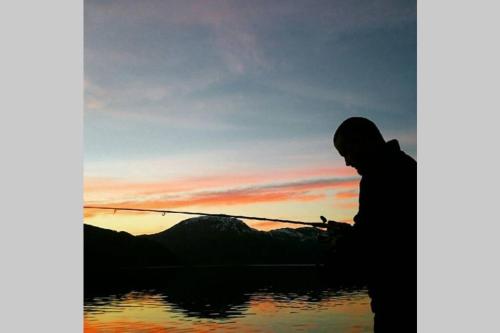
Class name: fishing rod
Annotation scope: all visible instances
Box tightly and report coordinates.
[83,206,331,229]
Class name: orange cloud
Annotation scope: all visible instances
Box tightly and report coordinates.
[93,191,325,210]
[84,207,149,219]
[335,190,359,199]
[336,202,359,209]
[85,177,359,212]
[84,166,358,200]
[83,209,99,219]
[84,167,360,228]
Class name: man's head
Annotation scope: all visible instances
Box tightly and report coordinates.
[333,117,385,175]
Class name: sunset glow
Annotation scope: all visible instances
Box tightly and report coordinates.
[84,165,360,234]
[84,291,372,332]
[84,0,416,235]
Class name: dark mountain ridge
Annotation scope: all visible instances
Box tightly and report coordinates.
[84,224,178,269]
[85,216,326,268]
[143,216,323,265]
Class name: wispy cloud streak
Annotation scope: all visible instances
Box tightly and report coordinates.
[84,166,357,199]
[335,190,359,199]
[86,176,359,207]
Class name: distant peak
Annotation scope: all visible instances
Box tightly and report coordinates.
[175,215,255,233]
[269,227,319,240]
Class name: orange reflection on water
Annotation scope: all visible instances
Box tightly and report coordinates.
[85,319,172,332]
[84,291,373,332]
[84,318,274,333]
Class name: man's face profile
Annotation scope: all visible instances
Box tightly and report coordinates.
[334,136,367,176]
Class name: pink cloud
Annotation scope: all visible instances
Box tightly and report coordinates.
[84,166,360,225]
[85,166,357,198]
[335,190,359,199]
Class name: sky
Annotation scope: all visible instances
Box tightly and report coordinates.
[84,0,416,235]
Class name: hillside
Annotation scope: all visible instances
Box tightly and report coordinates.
[84,224,178,269]
[142,216,324,265]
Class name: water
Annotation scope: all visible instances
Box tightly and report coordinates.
[84,266,373,332]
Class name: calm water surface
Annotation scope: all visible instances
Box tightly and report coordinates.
[84,266,373,332]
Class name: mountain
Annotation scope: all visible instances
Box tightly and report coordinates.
[84,224,178,270]
[142,216,324,265]
[84,217,330,268]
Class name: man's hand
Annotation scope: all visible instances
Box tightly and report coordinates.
[320,216,351,229]
[325,220,352,233]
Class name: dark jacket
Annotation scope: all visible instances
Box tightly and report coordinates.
[352,139,416,325]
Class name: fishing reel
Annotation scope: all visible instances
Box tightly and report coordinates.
[317,215,352,243]
[317,216,332,243]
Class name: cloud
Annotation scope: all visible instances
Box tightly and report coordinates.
[85,174,359,213]
[118,190,325,209]
[269,79,392,112]
[85,165,359,202]
[83,75,254,130]
[84,165,356,193]
[335,202,359,209]
[83,167,362,233]
[334,190,359,199]
[83,209,100,219]
[83,0,414,234]
[85,0,416,141]
[86,1,415,34]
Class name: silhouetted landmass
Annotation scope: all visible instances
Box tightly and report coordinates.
[142,216,324,265]
[84,224,178,270]
[84,216,328,268]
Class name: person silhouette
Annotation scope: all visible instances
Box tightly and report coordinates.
[331,117,416,332]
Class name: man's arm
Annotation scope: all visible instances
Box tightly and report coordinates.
[326,220,353,233]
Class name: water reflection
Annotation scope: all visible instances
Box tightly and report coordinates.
[85,266,373,332]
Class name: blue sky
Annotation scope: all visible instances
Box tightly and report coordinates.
[84,0,416,234]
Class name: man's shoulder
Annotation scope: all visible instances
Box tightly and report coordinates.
[398,150,417,168]
[386,140,416,168]
[362,150,415,186]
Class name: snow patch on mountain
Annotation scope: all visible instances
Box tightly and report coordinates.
[178,216,256,233]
